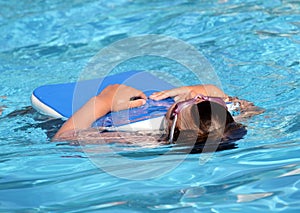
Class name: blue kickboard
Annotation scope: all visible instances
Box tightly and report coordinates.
[32,71,175,127]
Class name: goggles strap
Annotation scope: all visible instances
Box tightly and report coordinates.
[168,114,178,143]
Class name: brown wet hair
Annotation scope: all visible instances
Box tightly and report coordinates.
[163,101,247,153]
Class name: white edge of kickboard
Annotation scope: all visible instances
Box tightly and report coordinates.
[114,116,165,131]
[31,93,65,119]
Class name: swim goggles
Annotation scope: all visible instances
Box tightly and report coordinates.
[168,94,227,143]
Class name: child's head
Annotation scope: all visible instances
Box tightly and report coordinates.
[164,95,246,152]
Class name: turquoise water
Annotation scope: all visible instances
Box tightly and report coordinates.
[1,0,300,212]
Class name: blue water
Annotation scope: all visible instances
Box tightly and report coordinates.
[1,0,300,212]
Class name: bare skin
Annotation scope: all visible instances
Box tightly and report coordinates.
[149,84,227,102]
[54,84,257,140]
[150,85,264,120]
[54,84,147,139]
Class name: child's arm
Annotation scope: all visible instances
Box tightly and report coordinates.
[149,84,227,101]
[149,84,264,118]
[53,84,146,140]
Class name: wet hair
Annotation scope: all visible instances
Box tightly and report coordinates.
[164,101,247,153]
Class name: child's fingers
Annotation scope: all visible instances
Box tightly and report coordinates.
[149,90,171,100]
[138,92,147,100]
[129,99,146,108]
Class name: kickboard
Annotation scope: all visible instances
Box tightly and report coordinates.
[31,71,175,130]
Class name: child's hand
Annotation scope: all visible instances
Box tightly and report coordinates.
[149,86,196,102]
[98,84,147,112]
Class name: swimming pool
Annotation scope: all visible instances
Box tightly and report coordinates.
[0,0,300,212]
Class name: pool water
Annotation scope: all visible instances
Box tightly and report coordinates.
[1,0,300,212]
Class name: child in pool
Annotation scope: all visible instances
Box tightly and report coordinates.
[54,84,262,147]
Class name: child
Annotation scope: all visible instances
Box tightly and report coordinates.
[53,84,262,149]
